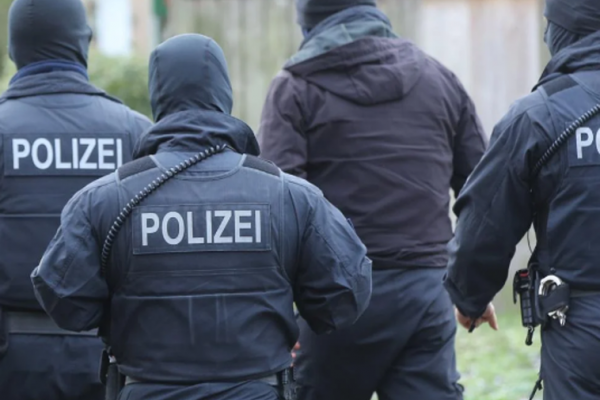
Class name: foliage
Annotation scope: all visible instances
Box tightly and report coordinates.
[0,59,14,91]
[455,311,542,400]
[87,52,152,119]
[0,51,152,119]
[0,0,11,77]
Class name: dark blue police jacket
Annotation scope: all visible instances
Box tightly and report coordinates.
[445,31,600,318]
[31,109,372,383]
[0,70,150,311]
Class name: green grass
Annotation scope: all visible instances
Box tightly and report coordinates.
[371,309,542,400]
[456,311,542,400]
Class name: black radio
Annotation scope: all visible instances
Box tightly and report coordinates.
[513,268,537,345]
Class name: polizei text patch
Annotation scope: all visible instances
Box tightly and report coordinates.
[569,126,600,167]
[132,204,271,254]
[3,132,128,176]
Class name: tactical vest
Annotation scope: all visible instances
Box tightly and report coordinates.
[106,152,295,383]
[0,128,134,310]
[535,73,600,289]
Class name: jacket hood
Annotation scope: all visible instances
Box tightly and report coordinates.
[285,6,423,105]
[8,0,92,70]
[544,21,584,57]
[295,0,377,29]
[149,34,233,122]
[286,36,424,106]
[133,110,260,159]
[545,0,600,37]
[0,70,121,105]
[535,30,600,89]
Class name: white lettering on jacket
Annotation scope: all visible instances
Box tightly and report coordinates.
[11,138,123,170]
[141,210,262,247]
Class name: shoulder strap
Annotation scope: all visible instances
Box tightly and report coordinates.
[541,75,578,98]
[532,75,600,179]
[242,155,281,177]
[117,156,157,181]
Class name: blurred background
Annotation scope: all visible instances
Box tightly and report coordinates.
[0,0,550,399]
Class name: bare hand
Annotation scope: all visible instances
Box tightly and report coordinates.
[291,342,300,366]
[455,303,499,331]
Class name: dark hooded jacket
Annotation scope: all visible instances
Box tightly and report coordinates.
[258,7,487,270]
[445,30,600,318]
[32,34,371,386]
[0,0,150,312]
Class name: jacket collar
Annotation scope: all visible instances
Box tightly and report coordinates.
[0,70,121,105]
[133,110,260,159]
[534,31,600,90]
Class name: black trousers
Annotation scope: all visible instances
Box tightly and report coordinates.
[295,268,463,400]
[541,294,600,400]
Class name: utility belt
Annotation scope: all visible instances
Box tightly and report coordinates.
[99,347,298,400]
[6,311,98,336]
[0,310,98,361]
[0,307,96,360]
[512,264,600,346]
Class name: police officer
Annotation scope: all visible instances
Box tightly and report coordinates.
[445,0,600,399]
[258,1,486,399]
[31,33,372,400]
[0,0,151,399]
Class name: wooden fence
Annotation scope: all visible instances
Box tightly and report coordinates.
[163,0,548,136]
[162,0,437,130]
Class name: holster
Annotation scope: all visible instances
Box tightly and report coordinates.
[278,368,298,400]
[530,267,547,327]
[514,262,573,346]
[100,347,124,400]
[538,278,570,327]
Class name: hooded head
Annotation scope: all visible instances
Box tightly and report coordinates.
[544,0,600,55]
[8,0,93,70]
[149,34,233,122]
[296,0,377,30]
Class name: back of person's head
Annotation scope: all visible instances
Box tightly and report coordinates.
[8,0,92,70]
[295,0,377,30]
[148,34,233,122]
[544,0,600,55]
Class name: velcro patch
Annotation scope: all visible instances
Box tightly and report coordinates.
[242,155,280,177]
[3,132,130,176]
[118,156,156,181]
[567,126,600,167]
[132,204,271,255]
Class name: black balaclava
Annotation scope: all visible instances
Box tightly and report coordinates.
[296,0,377,30]
[8,0,93,70]
[148,34,233,122]
[544,22,583,57]
[544,0,600,55]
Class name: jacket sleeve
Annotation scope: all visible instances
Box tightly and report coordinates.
[451,83,488,197]
[257,71,308,178]
[287,178,372,334]
[31,189,109,332]
[444,105,546,319]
